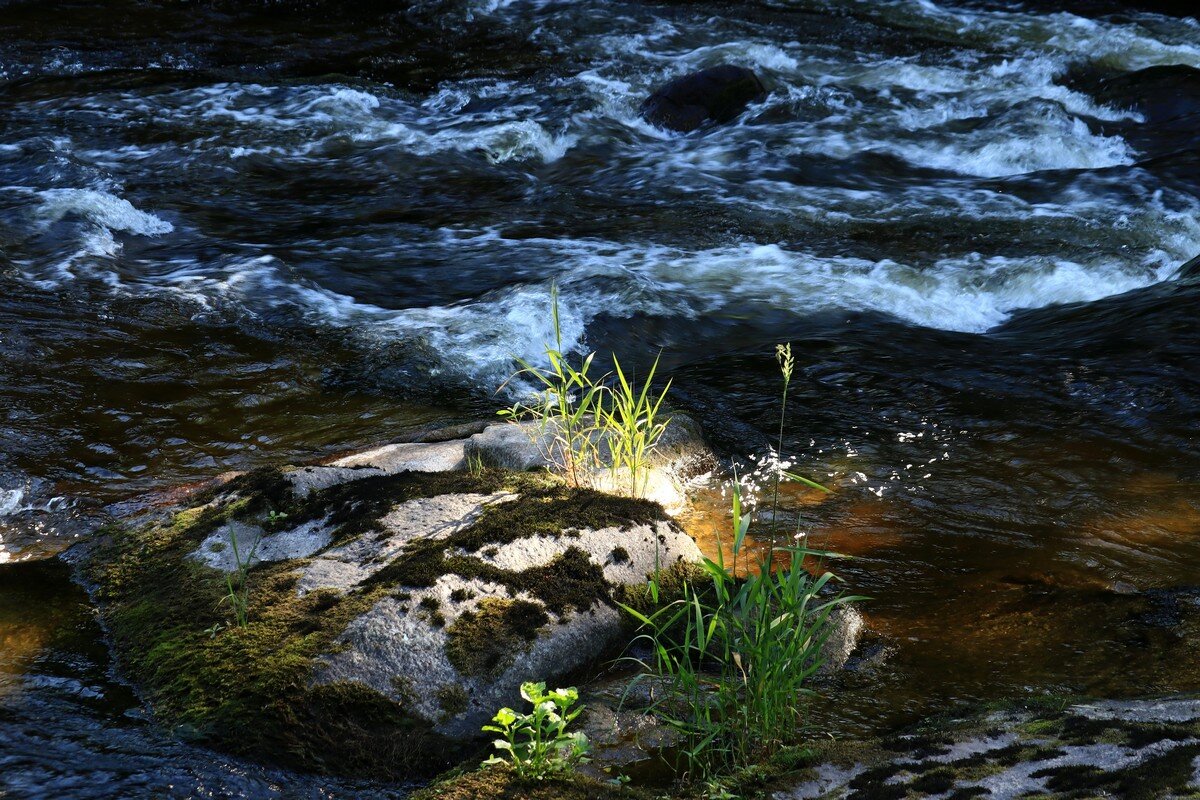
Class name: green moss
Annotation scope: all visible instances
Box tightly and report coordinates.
[610,546,630,564]
[267,468,532,544]
[908,766,956,794]
[391,675,415,703]
[614,560,708,617]
[717,744,820,797]
[85,465,679,782]
[455,484,670,549]
[82,469,538,780]
[1034,740,1200,800]
[419,596,446,627]
[150,467,298,550]
[411,766,656,800]
[365,483,670,608]
[438,684,470,718]
[1016,717,1060,737]
[445,598,550,679]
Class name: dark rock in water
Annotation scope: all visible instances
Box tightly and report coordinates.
[1092,65,1200,127]
[641,65,765,132]
[1067,65,1200,165]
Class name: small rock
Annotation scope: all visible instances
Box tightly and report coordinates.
[642,64,766,132]
[820,605,865,673]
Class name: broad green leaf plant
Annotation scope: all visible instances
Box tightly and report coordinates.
[482,681,590,780]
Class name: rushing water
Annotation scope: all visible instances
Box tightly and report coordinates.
[2,0,1199,795]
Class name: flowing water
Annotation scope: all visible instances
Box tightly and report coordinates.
[1,0,1199,795]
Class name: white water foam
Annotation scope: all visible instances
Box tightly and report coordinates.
[0,489,25,517]
[854,103,1136,177]
[6,0,1200,391]
[177,82,577,163]
[0,487,70,518]
[832,0,1200,72]
[111,217,1192,391]
[21,189,174,286]
[571,34,1141,177]
[135,254,596,388]
[35,189,173,236]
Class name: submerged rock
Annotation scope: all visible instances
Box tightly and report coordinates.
[80,459,703,779]
[0,472,105,563]
[1090,64,1200,127]
[641,65,766,132]
[775,696,1200,799]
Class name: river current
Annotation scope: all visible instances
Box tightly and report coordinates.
[1,0,1199,796]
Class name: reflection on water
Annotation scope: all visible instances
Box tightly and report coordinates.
[0,561,85,695]
[683,452,1200,737]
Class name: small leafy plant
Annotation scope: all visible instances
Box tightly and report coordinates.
[498,286,672,499]
[219,524,258,628]
[498,286,606,489]
[482,681,591,780]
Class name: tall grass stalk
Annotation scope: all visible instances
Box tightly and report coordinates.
[498,285,605,489]
[620,345,864,781]
[498,286,672,498]
[621,486,860,779]
[599,354,672,499]
[220,526,258,628]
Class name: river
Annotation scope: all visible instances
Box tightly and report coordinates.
[1,0,1199,796]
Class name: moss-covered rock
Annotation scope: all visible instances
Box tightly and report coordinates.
[410,766,659,800]
[80,454,703,780]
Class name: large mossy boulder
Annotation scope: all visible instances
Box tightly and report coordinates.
[80,457,703,780]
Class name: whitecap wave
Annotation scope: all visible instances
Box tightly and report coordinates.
[35,189,173,236]
[180,82,578,163]
[118,213,1194,391]
[861,103,1136,177]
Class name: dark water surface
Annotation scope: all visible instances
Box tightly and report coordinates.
[1,0,1199,796]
